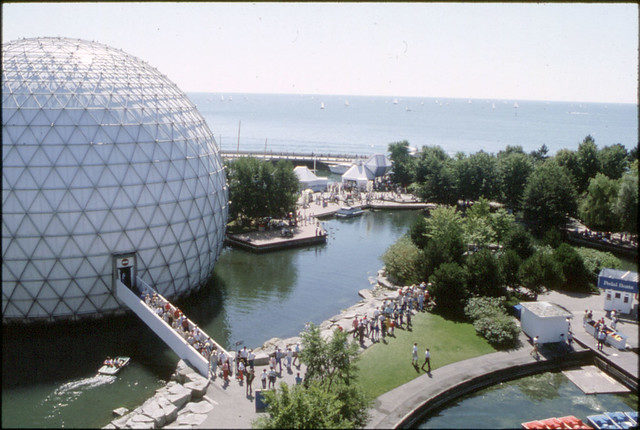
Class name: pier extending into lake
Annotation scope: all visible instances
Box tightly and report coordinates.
[219,149,368,166]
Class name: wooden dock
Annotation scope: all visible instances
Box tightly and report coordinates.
[225,222,327,253]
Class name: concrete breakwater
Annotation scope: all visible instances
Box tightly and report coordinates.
[104,269,400,428]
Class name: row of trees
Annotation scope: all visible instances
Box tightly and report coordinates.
[226,158,300,225]
[383,203,622,321]
[389,137,637,232]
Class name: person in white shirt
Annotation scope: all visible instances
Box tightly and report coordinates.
[411,342,418,366]
[421,348,431,372]
[247,350,256,370]
[209,348,218,379]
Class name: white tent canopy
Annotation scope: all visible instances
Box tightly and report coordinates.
[364,154,392,177]
[341,163,375,189]
[293,166,328,192]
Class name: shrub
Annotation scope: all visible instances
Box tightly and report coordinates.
[473,314,520,349]
[466,249,504,297]
[382,236,424,285]
[464,296,507,322]
[574,247,623,283]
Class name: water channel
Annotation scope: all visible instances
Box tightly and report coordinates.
[416,371,638,429]
[2,209,420,428]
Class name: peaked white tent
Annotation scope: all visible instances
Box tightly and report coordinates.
[364,154,392,177]
[293,166,328,192]
[341,163,375,189]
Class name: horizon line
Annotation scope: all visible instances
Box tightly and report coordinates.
[184,90,638,106]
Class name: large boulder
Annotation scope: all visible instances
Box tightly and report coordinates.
[183,373,210,398]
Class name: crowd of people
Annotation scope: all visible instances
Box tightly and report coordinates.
[572,228,637,249]
[141,290,221,363]
[347,283,434,346]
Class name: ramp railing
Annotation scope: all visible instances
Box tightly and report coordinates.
[115,277,228,376]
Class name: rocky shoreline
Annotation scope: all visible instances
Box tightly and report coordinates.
[105,268,401,429]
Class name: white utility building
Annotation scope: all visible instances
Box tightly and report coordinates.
[520,301,572,344]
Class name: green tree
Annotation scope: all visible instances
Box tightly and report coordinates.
[255,324,370,429]
[423,206,465,276]
[428,262,470,316]
[466,249,504,297]
[227,157,299,224]
[463,198,496,247]
[388,140,415,186]
[498,152,533,210]
[408,216,429,250]
[530,144,549,164]
[499,249,522,288]
[381,236,424,285]
[576,135,600,194]
[489,209,516,245]
[578,173,620,231]
[254,381,354,429]
[614,171,638,234]
[552,243,591,292]
[519,251,564,299]
[414,146,458,204]
[454,151,499,201]
[503,224,535,259]
[598,143,628,180]
[522,160,577,231]
[555,149,581,190]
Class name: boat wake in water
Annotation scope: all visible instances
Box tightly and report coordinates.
[42,374,117,420]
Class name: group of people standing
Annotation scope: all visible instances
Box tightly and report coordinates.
[349,284,432,345]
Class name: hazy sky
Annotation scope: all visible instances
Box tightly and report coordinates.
[2,2,637,103]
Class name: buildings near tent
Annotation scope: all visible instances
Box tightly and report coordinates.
[2,37,229,322]
[341,161,376,189]
[598,268,638,314]
[293,165,328,192]
[519,301,572,344]
[364,154,392,177]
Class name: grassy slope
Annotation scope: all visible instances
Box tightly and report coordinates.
[355,311,495,399]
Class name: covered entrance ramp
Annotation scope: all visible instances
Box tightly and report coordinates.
[112,253,228,377]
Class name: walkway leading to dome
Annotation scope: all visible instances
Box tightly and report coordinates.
[114,276,227,377]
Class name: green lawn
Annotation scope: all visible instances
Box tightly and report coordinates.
[355,311,496,399]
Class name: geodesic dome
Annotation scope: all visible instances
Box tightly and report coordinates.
[2,37,229,322]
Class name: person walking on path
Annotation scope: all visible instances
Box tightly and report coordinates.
[237,360,245,382]
[411,343,419,366]
[246,369,255,397]
[275,347,283,374]
[248,349,255,371]
[208,347,218,380]
[285,347,293,372]
[222,359,230,383]
[530,336,540,359]
[421,348,431,372]
[292,342,301,367]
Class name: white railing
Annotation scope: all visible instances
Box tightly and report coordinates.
[115,278,227,376]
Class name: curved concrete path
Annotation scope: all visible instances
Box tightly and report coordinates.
[367,339,584,428]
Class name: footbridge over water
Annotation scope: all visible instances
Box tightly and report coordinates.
[220,149,369,166]
[112,253,227,377]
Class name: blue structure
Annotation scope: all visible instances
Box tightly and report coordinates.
[597,268,638,314]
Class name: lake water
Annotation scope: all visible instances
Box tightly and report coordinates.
[1,209,420,428]
[417,371,638,429]
[190,93,638,156]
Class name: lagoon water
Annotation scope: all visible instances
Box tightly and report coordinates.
[417,371,638,429]
[2,210,420,427]
[2,93,637,427]
[190,93,637,156]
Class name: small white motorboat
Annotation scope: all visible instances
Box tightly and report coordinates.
[98,356,130,375]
